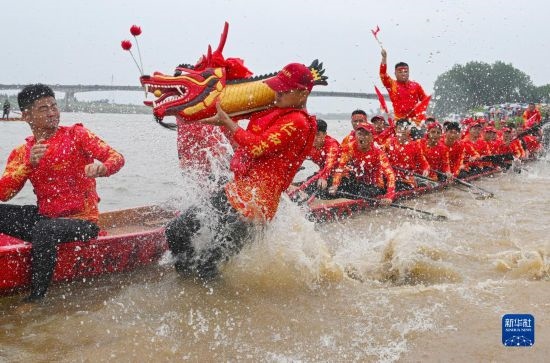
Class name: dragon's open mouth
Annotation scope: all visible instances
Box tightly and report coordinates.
[143,83,188,109]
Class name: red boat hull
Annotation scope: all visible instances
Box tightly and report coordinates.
[304,168,502,223]
[0,206,173,295]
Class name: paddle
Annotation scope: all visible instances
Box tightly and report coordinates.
[294,190,318,206]
[392,166,440,187]
[337,191,447,221]
[393,166,488,199]
[431,169,494,198]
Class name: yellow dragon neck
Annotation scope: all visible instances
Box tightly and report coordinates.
[220,79,276,117]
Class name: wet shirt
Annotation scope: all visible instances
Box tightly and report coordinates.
[461,140,481,171]
[340,130,356,153]
[444,140,465,176]
[418,138,451,180]
[225,108,316,221]
[332,141,396,200]
[384,137,430,187]
[523,109,542,128]
[0,124,124,223]
[493,139,526,159]
[306,135,341,181]
[379,63,428,119]
[521,135,541,154]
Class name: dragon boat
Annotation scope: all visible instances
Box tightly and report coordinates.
[299,165,521,223]
[0,205,175,295]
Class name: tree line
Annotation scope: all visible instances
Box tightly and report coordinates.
[431,61,550,117]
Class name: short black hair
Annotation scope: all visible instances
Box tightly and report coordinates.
[351,109,367,117]
[18,84,55,112]
[316,118,327,133]
[425,117,437,123]
[444,121,461,132]
[395,62,409,69]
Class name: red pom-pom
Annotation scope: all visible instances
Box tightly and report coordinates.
[121,40,132,51]
[130,25,142,36]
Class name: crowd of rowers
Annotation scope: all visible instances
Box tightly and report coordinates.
[293,106,545,205]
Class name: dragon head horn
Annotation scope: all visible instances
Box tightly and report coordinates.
[206,45,212,64]
[309,59,329,86]
[214,21,229,55]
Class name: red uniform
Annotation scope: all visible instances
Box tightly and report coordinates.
[384,137,429,187]
[461,140,481,172]
[225,108,316,221]
[444,140,465,176]
[306,135,341,181]
[380,63,428,119]
[331,141,395,200]
[418,138,451,180]
[493,139,526,159]
[0,124,124,223]
[373,127,394,148]
[523,109,542,128]
[340,130,355,152]
[521,135,542,154]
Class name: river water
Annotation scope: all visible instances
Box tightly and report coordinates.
[1,112,549,362]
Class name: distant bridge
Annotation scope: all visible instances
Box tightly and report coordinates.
[0,84,387,111]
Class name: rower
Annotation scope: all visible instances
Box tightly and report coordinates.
[522,102,542,128]
[461,121,486,175]
[0,84,125,304]
[383,118,430,190]
[328,123,395,205]
[296,118,341,199]
[371,115,393,147]
[483,126,500,155]
[165,63,320,280]
[443,121,466,178]
[418,122,452,181]
[493,127,526,167]
[341,109,368,152]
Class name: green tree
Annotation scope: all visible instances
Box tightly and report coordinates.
[432,61,539,117]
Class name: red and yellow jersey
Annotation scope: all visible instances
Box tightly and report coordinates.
[0,124,124,223]
[384,137,430,187]
[494,139,526,159]
[523,109,542,128]
[379,63,428,119]
[485,139,502,155]
[306,135,341,180]
[461,140,481,171]
[373,127,394,148]
[465,137,491,157]
[332,141,395,200]
[225,107,316,221]
[418,139,450,180]
[340,130,356,152]
[444,140,465,176]
[521,135,541,154]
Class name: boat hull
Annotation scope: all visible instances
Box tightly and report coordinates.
[304,168,502,223]
[0,205,174,295]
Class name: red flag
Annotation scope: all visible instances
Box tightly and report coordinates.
[374,85,389,114]
[406,95,432,124]
[371,25,380,38]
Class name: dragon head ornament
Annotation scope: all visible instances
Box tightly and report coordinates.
[140,22,328,129]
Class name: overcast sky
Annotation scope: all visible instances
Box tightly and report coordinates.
[3,0,548,113]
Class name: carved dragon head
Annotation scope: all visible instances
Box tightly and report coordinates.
[140,22,328,129]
